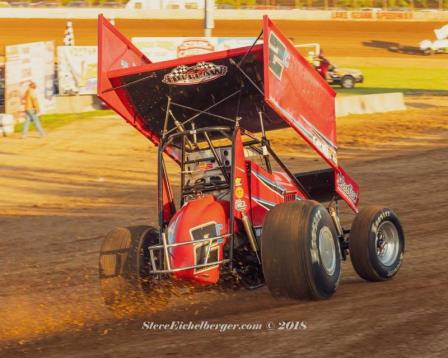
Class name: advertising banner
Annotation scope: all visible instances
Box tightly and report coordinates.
[58,46,98,95]
[132,37,256,62]
[5,41,55,115]
[58,38,255,95]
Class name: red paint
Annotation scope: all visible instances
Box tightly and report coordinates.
[168,195,230,284]
[248,161,307,227]
[97,15,160,145]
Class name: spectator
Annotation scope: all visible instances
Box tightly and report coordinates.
[22,81,45,138]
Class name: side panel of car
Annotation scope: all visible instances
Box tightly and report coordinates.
[248,161,304,227]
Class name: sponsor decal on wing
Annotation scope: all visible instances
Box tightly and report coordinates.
[268,31,290,80]
[271,99,338,166]
[336,172,358,205]
[163,62,227,85]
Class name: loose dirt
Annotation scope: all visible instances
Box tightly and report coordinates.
[0,19,446,58]
[0,95,447,356]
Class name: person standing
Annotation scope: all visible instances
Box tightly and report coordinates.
[22,81,46,138]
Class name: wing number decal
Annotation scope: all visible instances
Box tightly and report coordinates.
[268,32,289,80]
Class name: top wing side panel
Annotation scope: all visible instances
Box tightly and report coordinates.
[262,16,338,167]
[262,16,359,211]
[97,14,160,144]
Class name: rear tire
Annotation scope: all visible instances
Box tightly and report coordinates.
[261,201,341,300]
[349,207,405,282]
[99,225,160,312]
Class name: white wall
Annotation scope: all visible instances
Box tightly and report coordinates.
[125,0,204,10]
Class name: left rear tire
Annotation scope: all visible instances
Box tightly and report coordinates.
[99,225,160,312]
[261,200,341,300]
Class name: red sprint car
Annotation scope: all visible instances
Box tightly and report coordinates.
[97,15,405,307]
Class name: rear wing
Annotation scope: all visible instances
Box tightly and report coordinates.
[97,15,359,211]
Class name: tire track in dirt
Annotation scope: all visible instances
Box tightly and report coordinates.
[0,99,447,356]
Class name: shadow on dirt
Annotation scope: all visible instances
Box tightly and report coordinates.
[337,88,448,96]
[362,40,426,56]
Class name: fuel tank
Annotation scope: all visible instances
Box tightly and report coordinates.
[167,195,230,284]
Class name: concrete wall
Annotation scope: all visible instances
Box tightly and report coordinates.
[1,8,448,21]
[51,94,103,114]
[49,92,406,117]
[335,92,406,117]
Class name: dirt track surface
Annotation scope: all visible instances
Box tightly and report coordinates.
[0,19,447,58]
[1,95,448,356]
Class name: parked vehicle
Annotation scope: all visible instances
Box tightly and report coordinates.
[295,43,364,89]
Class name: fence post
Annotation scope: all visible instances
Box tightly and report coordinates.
[204,0,214,38]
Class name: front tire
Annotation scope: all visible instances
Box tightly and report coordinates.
[261,201,341,300]
[349,207,405,282]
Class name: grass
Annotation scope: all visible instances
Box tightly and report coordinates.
[15,110,115,133]
[335,64,448,96]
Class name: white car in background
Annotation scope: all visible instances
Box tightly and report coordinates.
[419,24,448,55]
[419,39,448,55]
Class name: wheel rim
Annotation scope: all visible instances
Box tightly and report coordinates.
[318,226,336,275]
[375,221,400,266]
[343,78,353,88]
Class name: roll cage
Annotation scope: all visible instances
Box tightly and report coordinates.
[153,92,318,275]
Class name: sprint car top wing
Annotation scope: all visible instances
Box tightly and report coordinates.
[97,15,359,211]
[261,17,359,211]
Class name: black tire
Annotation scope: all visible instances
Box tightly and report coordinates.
[341,75,355,89]
[261,200,341,300]
[349,207,405,282]
[99,225,161,311]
